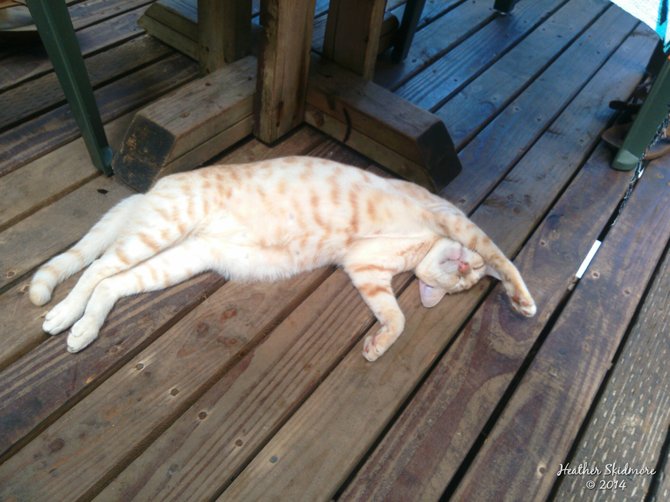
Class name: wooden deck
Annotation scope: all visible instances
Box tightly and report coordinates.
[1,0,669,500]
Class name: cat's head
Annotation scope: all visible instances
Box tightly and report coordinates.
[415,238,500,307]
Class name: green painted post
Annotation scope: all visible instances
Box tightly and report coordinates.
[613,57,670,171]
[25,0,113,175]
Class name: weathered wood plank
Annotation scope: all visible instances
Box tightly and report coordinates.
[139,0,258,60]
[374,0,495,90]
[142,0,336,41]
[207,122,326,165]
[340,26,656,500]
[451,157,670,502]
[305,106,436,188]
[141,0,263,28]
[313,11,400,57]
[323,0,386,80]
[440,5,639,207]
[0,178,133,293]
[220,281,481,499]
[140,0,323,44]
[0,53,199,177]
[132,6,400,185]
[373,0,494,89]
[253,0,316,143]
[0,113,133,233]
[220,26,654,499]
[96,272,397,500]
[0,6,151,92]
[0,0,151,58]
[394,0,575,109]
[142,0,198,42]
[0,36,172,132]
[138,14,199,59]
[141,0,398,60]
[197,0,252,71]
[652,447,670,502]
[138,11,200,57]
[0,271,225,459]
[0,270,327,501]
[57,0,154,31]
[113,56,256,191]
[437,0,609,147]
[553,243,670,500]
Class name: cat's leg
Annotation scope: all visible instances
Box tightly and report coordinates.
[345,265,405,362]
[42,219,186,335]
[66,238,212,352]
[432,210,536,317]
[30,194,144,306]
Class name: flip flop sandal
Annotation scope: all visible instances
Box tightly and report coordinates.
[645,134,670,160]
[608,100,641,113]
[601,122,670,160]
[601,122,630,149]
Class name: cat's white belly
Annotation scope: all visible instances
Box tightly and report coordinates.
[210,236,342,282]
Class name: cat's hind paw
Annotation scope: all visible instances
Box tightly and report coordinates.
[43,299,85,335]
[66,317,101,353]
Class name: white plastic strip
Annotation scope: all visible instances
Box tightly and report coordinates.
[576,240,602,279]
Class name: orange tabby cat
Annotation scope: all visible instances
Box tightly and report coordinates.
[30,156,535,361]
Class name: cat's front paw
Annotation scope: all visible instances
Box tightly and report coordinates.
[43,299,86,335]
[362,328,396,362]
[510,293,536,317]
[66,316,101,353]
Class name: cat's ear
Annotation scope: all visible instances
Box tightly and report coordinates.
[419,280,447,308]
[485,266,501,281]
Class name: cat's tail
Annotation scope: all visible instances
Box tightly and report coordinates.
[428,208,537,317]
[29,194,144,306]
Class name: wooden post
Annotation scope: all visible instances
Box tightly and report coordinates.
[323,0,387,80]
[198,0,252,73]
[254,0,316,143]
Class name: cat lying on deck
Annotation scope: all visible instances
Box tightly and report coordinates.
[30,156,536,361]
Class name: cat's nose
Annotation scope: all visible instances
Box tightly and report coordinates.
[458,262,470,275]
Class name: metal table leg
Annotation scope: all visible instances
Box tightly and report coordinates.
[25,0,113,175]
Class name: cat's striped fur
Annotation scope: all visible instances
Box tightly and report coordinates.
[30,156,535,360]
